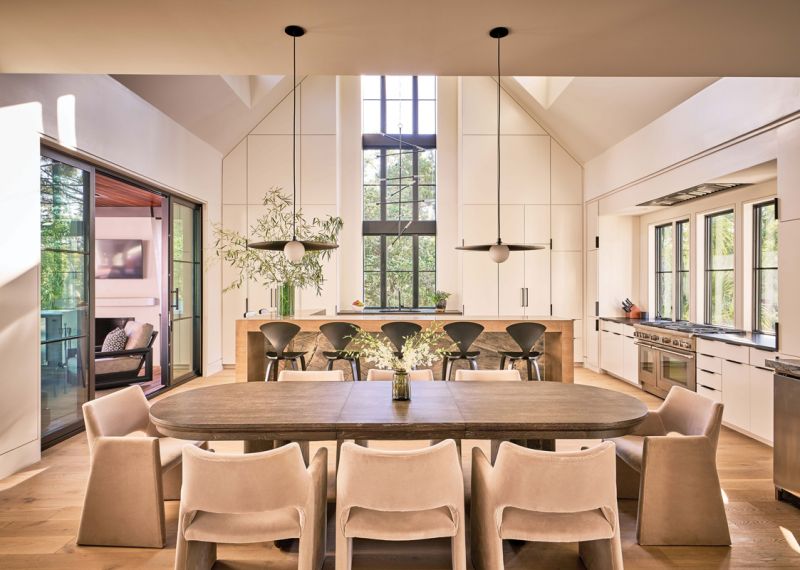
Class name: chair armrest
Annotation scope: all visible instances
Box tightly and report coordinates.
[642,434,718,485]
[96,347,152,358]
[89,435,161,467]
[629,410,667,437]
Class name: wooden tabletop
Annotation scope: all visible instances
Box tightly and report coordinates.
[150,381,648,442]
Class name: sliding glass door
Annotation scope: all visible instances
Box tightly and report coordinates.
[40,151,93,442]
[169,199,201,383]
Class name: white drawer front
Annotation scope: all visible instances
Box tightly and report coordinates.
[622,324,635,338]
[600,320,623,334]
[697,384,722,403]
[697,353,722,374]
[697,368,722,391]
[696,338,750,364]
[749,348,791,369]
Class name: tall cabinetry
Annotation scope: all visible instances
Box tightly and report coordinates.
[584,201,599,369]
[459,77,583,361]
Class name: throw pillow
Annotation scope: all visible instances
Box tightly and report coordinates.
[102,327,128,352]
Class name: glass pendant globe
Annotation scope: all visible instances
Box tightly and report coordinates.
[489,243,510,264]
[284,240,305,263]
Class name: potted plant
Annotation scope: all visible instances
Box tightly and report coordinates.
[214,187,343,317]
[432,290,451,312]
[349,326,452,400]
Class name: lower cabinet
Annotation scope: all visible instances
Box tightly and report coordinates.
[749,366,774,442]
[622,332,638,385]
[721,359,750,430]
[599,323,638,384]
[600,330,623,378]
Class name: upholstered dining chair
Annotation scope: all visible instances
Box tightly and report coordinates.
[78,385,207,548]
[454,369,521,460]
[366,368,434,381]
[609,385,730,546]
[175,443,327,570]
[335,440,466,570]
[471,441,623,570]
[278,370,346,381]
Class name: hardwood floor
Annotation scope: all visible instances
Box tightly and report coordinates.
[1,368,799,569]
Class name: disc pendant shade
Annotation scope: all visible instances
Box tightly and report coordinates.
[455,26,544,263]
[248,25,338,260]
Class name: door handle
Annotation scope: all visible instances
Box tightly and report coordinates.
[521,288,525,308]
[170,288,179,310]
[524,288,529,307]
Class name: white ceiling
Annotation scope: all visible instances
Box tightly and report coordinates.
[1,1,799,76]
[505,77,719,163]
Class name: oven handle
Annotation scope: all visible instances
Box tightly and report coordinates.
[634,342,695,359]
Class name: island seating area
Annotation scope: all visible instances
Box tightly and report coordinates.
[235,315,575,383]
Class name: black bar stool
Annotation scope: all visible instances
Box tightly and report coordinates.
[319,322,362,381]
[381,322,422,358]
[498,322,546,381]
[259,322,306,381]
[442,321,484,381]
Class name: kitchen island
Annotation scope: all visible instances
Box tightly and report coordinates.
[235,314,574,383]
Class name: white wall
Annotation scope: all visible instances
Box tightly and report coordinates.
[0,74,222,477]
[95,214,163,363]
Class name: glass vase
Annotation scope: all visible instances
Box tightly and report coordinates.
[392,369,410,401]
[277,282,295,317]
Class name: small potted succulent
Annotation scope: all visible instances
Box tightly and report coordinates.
[432,290,451,313]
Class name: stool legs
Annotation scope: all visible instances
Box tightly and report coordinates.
[326,358,334,371]
[499,355,507,370]
[526,359,533,381]
[468,357,479,370]
[264,360,274,382]
[532,358,542,381]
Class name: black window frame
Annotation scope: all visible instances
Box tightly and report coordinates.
[654,223,674,320]
[361,76,437,309]
[753,199,778,335]
[704,209,736,327]
[676,219,690,321]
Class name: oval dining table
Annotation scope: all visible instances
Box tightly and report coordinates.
[149,380,649,453]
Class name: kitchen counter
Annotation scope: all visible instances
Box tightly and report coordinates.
[696,331,777,351]
[236,315,574,383]
[599,316,654,325]
[765,358,800,377]
[338,309,463,315]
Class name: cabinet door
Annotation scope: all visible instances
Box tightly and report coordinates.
[498,205,526,316]
[585,249,598,322]
[600,330,623,377]
[585,319,599,368]
[721,359,750,431]
[461,205,498,315]
[622,335,638,384]
[586,201,599,251]
[779,220,800,355]
[551,251,582,319]
[749,366,774,443]
[524,250,550,316]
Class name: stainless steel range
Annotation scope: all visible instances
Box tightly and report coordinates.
[633,322,738,399]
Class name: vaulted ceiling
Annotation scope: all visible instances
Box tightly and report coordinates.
[1,1,799,76]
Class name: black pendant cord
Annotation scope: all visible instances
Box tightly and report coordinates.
[496,33,501,245]
[292,32,297,241]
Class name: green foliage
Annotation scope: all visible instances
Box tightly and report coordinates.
[432,290,450,304]
[347,324,453,372]
[214,187,343,294]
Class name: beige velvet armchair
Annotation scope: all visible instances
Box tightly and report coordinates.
[610,385,730,546]
[78,385,207,548]
[335,440,466,570]
[175,443,327,570]
[471,441,623,570]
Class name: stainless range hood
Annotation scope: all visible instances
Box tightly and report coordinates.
[637,182,750,207]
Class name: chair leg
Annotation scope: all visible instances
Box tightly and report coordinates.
[264,359,274,382]
[580,535,623,570]
[272,359,280,382]
[300,355,307,370]
[355,357,362,381]
[349,358,359,381]
[451,516,468,570]
[179,540,217,570]
[469,357,479,370]
[326,358,334,371]
[162,462,182,501]
[532,358,542,381]
[615,455,641,499]
[499,355,506,370]
[335,506,354,570]
[444,358,452,381]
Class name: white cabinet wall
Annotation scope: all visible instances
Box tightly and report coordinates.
[459,78,583,362]
[695,339,777,444]
[599,320,638,384]
[622,330,639,385]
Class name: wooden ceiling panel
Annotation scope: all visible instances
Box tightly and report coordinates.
[95,173,163,208]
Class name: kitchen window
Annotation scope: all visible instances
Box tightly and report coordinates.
[361,75,437,308]
[704,209,735,327]
[655,223,674,319]
[753,200,778,334]
[676,220,690,321]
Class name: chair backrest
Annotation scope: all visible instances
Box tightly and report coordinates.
[444,321,484,355]
[381,322,422,352]
[337,440,463,514]
[180,443,310,515]
[82,386,153,451]
[319,322,360,352]
[366,368,434,381]
[659,386,724,449]
[259,322,301,355]
[454,369,521,381]
[278,370,345,381]
[506,322,546,354]
[491,441,618,517]
[124,321,155,350]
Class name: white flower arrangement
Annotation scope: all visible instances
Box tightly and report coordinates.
[349,325,452,372]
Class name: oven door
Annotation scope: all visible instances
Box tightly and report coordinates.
[637,342,660,392]
[657,347,696,394]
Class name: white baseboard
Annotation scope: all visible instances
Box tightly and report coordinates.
[205,359,223,377]
[0,439,40,480]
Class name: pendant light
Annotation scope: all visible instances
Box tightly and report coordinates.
[456,26,544,263]
[249,25,338,262]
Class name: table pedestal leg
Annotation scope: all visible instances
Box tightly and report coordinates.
[525,439,556,451]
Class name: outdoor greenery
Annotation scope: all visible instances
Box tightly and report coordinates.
[756,202,778,333]
[677,221,690,321]
[707,211,735,327]
[655,224,674,319]
[213,187,343,294]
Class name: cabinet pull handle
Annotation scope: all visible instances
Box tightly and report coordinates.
[754,366,773,372]
[724,359,745,365]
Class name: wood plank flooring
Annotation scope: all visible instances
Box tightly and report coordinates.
[1,368,799,569]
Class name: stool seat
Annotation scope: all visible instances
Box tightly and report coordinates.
[266,350,307,359]
[498,350,542,359]
[323,350,358,359]
[444,350,481,358]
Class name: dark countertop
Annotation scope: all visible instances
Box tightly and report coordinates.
[337,309,463,315]
[766,358,800,377]
[599,316,652,325]
[695,331,777,351]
